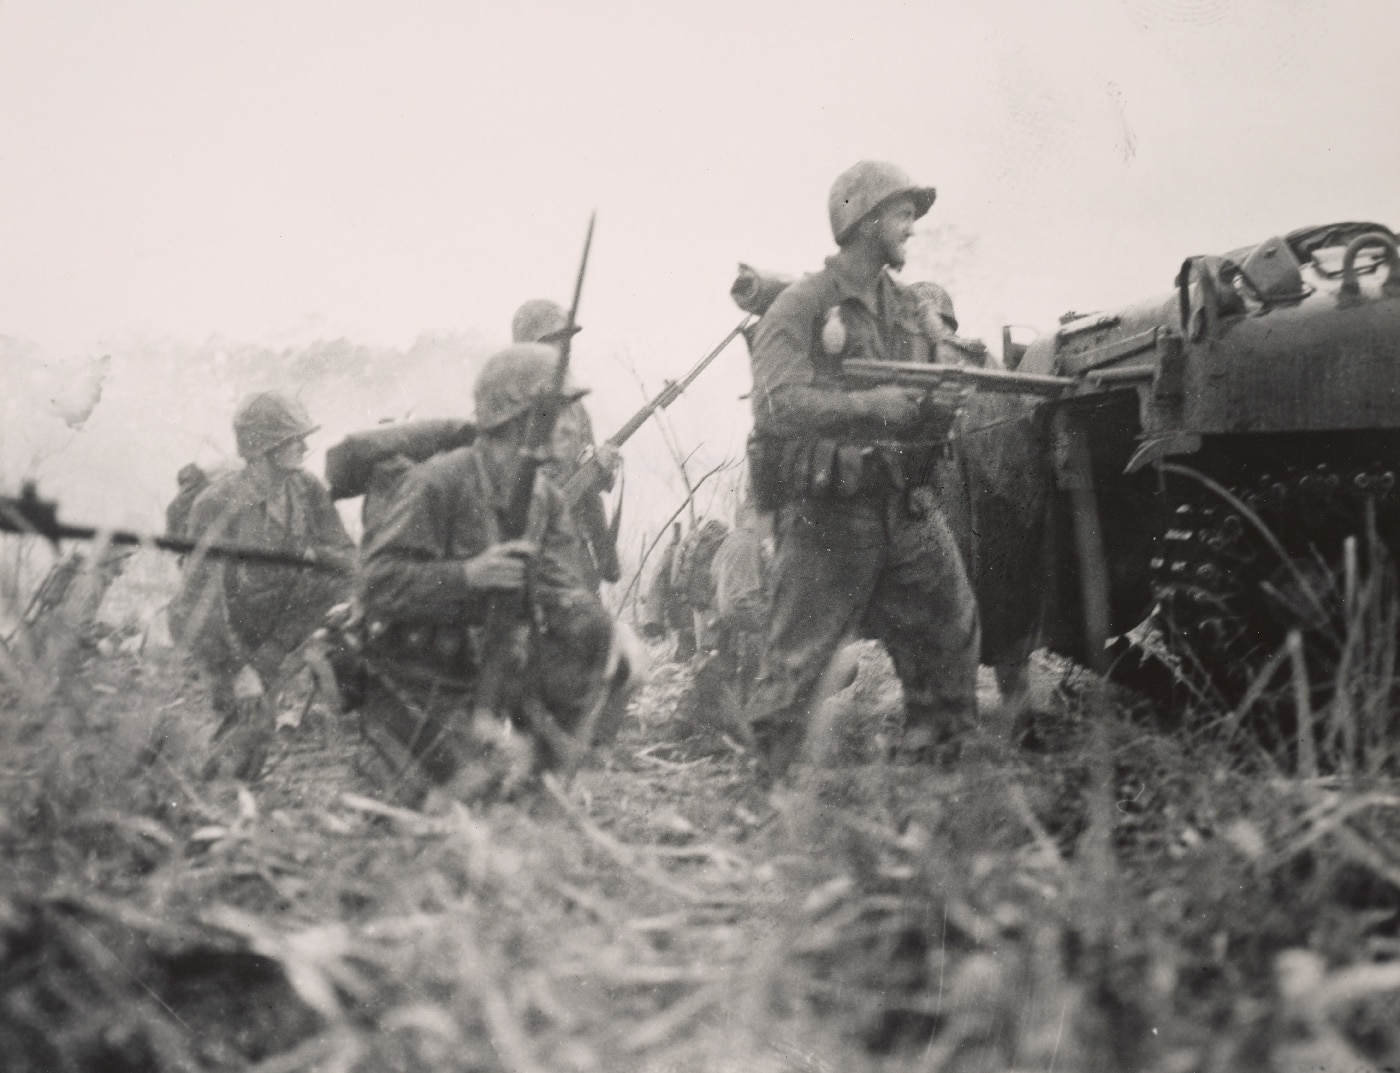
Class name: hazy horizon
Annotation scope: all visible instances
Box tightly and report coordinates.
[3,0,1397,556]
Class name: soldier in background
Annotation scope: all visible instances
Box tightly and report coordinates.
[742,160,981,782]
[166,463,213,542]
[675,501,772,737]
[172,392,355,779]
[670,517,731,655]
[511,299,622,591]
[909,280,990,367]
[640,522,697,661]
[707,501,772,704]
[357,344,639,805]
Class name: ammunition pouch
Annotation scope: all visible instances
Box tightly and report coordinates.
[362,619,480,689]
[747,431,948,510]
[747,432,787,512]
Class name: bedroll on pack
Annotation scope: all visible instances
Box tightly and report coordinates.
[325,419,477,502]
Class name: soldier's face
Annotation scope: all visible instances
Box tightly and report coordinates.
[873,197,918,268]
[532,313,568,345]
[268,437,309,473]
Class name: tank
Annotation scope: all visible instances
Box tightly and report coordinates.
[953,222,1400,726]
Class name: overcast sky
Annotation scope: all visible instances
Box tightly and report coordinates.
[1,0,1398,526]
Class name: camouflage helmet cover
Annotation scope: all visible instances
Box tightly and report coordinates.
[511,298,568,344]
[828,160,936,245]
[474,342,588,431]
[232,391,318,459]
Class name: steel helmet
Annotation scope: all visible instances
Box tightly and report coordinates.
[232,391,318,459]
[511,298,568,344]
[828,161,936,245]
[474,343,588,431]
[909,280,959,332]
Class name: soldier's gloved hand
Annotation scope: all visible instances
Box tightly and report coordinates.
[862,385,924,429]
[462,539,537,592]
[594,443,622,475]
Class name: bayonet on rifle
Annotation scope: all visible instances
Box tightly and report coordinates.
[501,213,596,538]
[471,214,597,762]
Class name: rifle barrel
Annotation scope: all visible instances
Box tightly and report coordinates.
[0,487,348,572]
[67,525,345,571]
[561,316,752,506]
[841,358,1074,399]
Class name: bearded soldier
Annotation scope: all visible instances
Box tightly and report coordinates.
[743,160,981,781]
[356,343,637,804]
[511,299,622,590]
[174,392,355,779]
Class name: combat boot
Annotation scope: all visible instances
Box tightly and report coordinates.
[205,695,276,781]
[751,716,805,788]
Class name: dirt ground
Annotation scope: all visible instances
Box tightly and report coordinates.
[4,614,1400,1072]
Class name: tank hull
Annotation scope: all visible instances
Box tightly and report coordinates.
[956,223,1400,687]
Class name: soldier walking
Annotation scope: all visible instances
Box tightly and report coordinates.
[743,160,981,782]
[356,343,637,805]
[172,392,355,779]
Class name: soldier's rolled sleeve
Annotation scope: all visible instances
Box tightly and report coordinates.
[362,473,483,623]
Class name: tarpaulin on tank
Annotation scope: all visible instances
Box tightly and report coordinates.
[938,393,1055,666]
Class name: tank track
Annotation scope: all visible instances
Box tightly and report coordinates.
[1149,461,1398,709]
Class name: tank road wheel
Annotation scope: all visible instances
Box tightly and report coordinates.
[1148,461,1400,767]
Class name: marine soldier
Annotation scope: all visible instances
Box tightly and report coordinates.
[706,502,772,704]
[511,298,622,590]
[173,392,355,779]
[909,280,990,367]
[357,343,637,805]
[641,522,698,662]
[675,502,773,737]
[670,517,732,654]
[166,463,213,542]
[743,160,981,781]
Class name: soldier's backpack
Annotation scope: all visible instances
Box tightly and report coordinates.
[325,419,477,531]
[670,519,730,611]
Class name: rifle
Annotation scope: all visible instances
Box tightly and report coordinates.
[0,482,350,573]
[840,358,1074,399]
[470,214,596,765]
[560,315,753,506]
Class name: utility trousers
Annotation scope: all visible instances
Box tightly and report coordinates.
[745,489,980,763]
